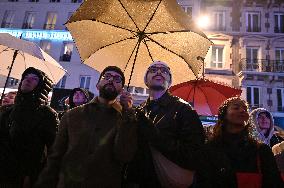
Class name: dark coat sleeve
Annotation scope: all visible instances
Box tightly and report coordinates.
[259,144,284,188]
[113,108,137,163]
[35,112,69,188]
[137,103,205,169]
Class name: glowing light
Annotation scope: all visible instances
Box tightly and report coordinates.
[0,28,73,41]
[196,15,210,29]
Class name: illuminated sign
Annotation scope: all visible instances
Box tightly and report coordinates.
[0,28,73,41]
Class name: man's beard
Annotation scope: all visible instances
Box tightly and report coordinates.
[99,84,119,100]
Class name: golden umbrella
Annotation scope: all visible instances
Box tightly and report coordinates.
[66,0,212,87]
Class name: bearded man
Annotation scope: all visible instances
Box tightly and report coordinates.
[36,66,137,188]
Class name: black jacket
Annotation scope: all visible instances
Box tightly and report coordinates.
[126,92,205,187]
[0,96,58,184]
[195,131,284,188]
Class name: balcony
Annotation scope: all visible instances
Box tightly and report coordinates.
[43,24,55,30]
[239,59,284,73]
[22,23,33,29]
[246,27,261,32]
[1,22,13,28]
[274,26,284,33]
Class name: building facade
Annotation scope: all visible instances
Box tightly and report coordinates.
[178,0,284,127]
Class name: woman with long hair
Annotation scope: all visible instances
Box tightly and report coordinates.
[196,97,283,188]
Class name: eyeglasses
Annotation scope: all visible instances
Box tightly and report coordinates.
[102,73,123,83]
[148,66,170,75]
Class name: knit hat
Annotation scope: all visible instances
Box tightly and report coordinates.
[98,66,125,86]
[144,61,172,87]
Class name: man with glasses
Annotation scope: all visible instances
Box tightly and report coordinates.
[125,61,205,187]
[36,66,137,188]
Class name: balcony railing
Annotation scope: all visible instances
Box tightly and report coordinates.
[239,59,284,73]
[274,26,284,33]
[1,22,13,28]
[22,23,33,29]
[246,26,261,32]
[43,24,55,30]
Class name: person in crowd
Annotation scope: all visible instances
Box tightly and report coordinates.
[195,97,283,187]
[36,66,137,188]
[125,61,205,187]
[0,67,59,188]
[249,108,283,147]
[58,88,93,119]
[2,91,17,106]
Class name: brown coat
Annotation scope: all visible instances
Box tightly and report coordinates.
[36,97,137,188]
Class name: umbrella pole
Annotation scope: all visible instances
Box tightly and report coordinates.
[0,50,19,104]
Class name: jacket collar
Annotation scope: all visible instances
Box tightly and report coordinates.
[90,96,122,113]
[141,91,172,109]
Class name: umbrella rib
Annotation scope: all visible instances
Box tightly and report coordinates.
[0,47,11,54]
[146,30,209,40]
[85,36,135,61]
[198,85,215,115]
[142,0,162,32]
[127,40,142,89]
[117,0,140,32]
[143,39,154,62]
[124,39,139,72]
[145,35,197,77]
[91,19,137,34]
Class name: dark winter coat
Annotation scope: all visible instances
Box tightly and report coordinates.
[0,96,58,185]
[195,131,284,188]
[0,67,58,187]
[36,97,137,188]
[125,92,205,187]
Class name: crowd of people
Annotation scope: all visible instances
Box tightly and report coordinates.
[0,61,284,188]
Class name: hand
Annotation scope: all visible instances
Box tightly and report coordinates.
[22,176,31,188]
[120,91,133,109]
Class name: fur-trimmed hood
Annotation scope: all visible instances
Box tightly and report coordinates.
[249,108,275,146]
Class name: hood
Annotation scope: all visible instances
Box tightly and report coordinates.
[16,67,53,106]
[69,88,93,109]
[249,108,275,146]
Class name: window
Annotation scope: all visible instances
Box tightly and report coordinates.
[60,42,73,62]
[44,12,57,30]
[55,75,67,88]
[79,76,91,89]
[211,46,224,68]
[22,11,36,29]
[8,0,18,2]
[274,13,284,33]
[29,0,39,2]
[246,47,259,70]
[71,0,82,3]
[8,78,19,86]
[182,6,192,19]
[275,48,284,72]
[277,88,284,112]
[247,86,260,109]
[50,0,60,2]
[1,10,15,28]
[39,40,51,54]
[246,12,261,32]
[213,11,225,31]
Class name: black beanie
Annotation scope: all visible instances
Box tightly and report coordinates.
[99,66,125,86]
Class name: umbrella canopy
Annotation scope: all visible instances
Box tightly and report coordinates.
[66,0,212,88]
[0,33,66,84]
[169,79,242,116]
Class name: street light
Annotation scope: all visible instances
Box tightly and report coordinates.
[197,15,210,29]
